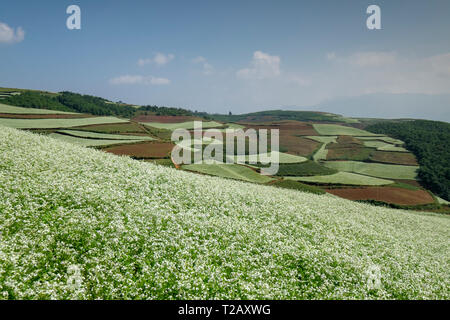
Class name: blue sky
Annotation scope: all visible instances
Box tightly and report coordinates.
[1,0,450,118]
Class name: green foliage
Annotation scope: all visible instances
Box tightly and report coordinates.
[2,91,71,112]
[366,120,450,201]
[275,161,337,177]
[271,179,326,195]
[57,92,135,117]
[208,110,352,123]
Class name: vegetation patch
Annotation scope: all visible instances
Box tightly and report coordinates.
[49,133,144,147]
[103,141,174,159]
[0,103,77,115]
[325,187,435,206]
[275,161,337,177]
[0,117,128,129]
[370,151,418,166]
[323,161,419,180]
[286,172,394,186]
[271,179,326,195]
[140,121,223,131]
[313,124,381,136]
[183,163,274,184]
[366,120,450,201]
[57,130,154,141]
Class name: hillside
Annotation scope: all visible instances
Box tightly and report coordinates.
[366,120,450,201]
[0,126,448,299]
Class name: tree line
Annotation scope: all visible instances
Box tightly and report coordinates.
[366,120,450,201]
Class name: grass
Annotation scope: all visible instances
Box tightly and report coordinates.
[271,179,326,195]
[0,126,448,299]
[275,161,337,177]
[183,163,274,184]
[313,124,381,136]
[49,133,145,147]
[231,151,308,164]
[323,161,419,180]
[356,136,404,145]
[0,117,128,129]
[140,121,223,131]
[286,172,394,186]
[57,130,154,141]
[0,103,77,115]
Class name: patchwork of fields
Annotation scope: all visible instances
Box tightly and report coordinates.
[0,92,445,209]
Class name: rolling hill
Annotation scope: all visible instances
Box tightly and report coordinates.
[0,126,448,299]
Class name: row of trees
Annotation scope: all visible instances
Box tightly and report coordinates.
[366,120,450,201]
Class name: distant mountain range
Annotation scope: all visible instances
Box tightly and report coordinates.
[284,93,450,122]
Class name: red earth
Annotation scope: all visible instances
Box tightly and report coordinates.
[325,187,434,206]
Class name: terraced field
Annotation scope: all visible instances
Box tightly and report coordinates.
[0,116,128,129]
[323,161,419,180]
[313,124,381,136]
[58,130,154,141]
[141,120,223,130]
[286,172,394,186]
[49,133,146,147]
[0,103,77,115]
[183,163,274,184]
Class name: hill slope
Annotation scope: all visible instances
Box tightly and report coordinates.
[0,126,448,299]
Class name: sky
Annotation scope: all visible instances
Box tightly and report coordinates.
[1,0,450,119]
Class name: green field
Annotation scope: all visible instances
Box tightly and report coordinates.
[355,136,405,145]
[377,145,408,152]
[313,124,381,136]
[49,133,145,147]
[58,130,154,141]
[0,126,448,299]
[232,151,308,164]
[306,136,337,161]
[0,116,128,129]
[0,103,77,115]
[275,161,337,177]
[183,163,274,183]
[323,161,419,180]
[286,172,394,186]
[141,121,223,130]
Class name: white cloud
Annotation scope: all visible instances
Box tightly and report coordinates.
[138,53,175,67]
[237,51,281,80]
[192,56,214,75]
[109,75,170,86]
[0,22,25,44]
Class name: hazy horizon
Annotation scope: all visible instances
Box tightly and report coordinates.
[1,0,450,119]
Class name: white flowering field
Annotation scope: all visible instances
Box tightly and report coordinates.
[0,126,448,300]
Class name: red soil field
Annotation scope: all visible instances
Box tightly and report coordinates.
[132,115,202,123]
[103,142,174,158]
[370,151,418,166]
[325,187,434,206]
[0,113,92,119]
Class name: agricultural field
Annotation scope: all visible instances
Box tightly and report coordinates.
[140,120,223,131]
[49,133,146,147]
[232,151,308,164]
[370,151,418,166]
[0,103,77,115]
[275,161,337,177]
[103,141,174,158]
[286,172,394,186]
[74,122,148,134]
[183,163,275,184]
[2,126,448,299]
[57,130,154,141]
[323,161,419,180]
[313,124,381,136]
[0,116,128,129]
[325,187,435,206]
